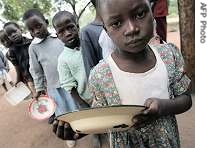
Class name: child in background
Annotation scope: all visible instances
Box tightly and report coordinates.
[152,0,168,42]
[3,22,35,95]
[52,11,91,107]
[22,9,75,124]
[0,30,13,49]
[52,10,91,148]
[0,30,14,91]
[52,10,108,148]
[0,49,14,91]
[80,0,104,77]
[0,30,13,67]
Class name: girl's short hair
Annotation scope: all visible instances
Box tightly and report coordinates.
[52,11,76,27]
[3,22,20,29]
[23,8,46,21]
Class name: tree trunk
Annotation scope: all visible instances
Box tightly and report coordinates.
[178,0,195,92]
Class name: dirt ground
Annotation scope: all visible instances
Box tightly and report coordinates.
[0,23,195,148]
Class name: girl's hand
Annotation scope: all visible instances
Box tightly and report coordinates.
[132,98,162,128]
[33,90,46,100]
[52,120,87,140]
[142,98,162,115]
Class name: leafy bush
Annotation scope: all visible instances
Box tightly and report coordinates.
[168,0,178,18]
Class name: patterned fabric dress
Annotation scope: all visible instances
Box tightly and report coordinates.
[88,43,191,148]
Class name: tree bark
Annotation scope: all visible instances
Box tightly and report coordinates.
[178,0,195,92]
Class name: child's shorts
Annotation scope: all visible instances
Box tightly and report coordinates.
[0,69,12,85]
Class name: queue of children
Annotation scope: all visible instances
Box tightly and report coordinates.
[0,0,192,147]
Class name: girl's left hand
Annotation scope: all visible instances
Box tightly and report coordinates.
[142,98,162,115]
[132,98,162,128]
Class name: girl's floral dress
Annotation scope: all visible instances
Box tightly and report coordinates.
[89,43,191,148]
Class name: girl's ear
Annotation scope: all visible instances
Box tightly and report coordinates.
[45,19,49,25]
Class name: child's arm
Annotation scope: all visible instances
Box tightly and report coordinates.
[133,92,192,128]
[52,88,89,140]
[71,87,90,107]
[5,50,22,84]
[57,59,77,92]
[57,56,90,106]
[133,43,192,128]
[141,92,192,116]
[52,56,88,140]
[28,46,46,96]
[14,66,22,84]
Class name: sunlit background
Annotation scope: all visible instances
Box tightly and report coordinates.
[0,0,178,52]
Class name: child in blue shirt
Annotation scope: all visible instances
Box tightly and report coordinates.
[52,10,92,148]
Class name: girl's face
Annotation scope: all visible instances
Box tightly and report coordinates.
[101,0,154,54]
[4,24,23,44]
[54,14,79,48]
[25,15,49,39]
[0,33,12,48]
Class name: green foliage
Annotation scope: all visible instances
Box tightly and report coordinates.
[168,0,178,18]
[1,0,52,21]
[79,8,95,28]
[0,0,96,30]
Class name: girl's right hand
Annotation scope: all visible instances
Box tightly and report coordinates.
[52,120,87,140]
[33,90,46,100]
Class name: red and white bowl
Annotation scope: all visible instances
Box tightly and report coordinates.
[29,96,56,120]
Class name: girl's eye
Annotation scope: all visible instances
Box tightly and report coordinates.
[111,21,122,29]
[67,24,76,31]
[136,11,146,19]
[58,30,64,35]
[36,25,42,29]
